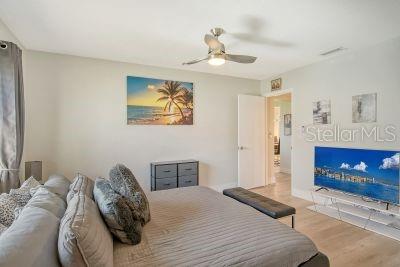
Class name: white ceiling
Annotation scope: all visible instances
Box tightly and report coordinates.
[1,0,400,80]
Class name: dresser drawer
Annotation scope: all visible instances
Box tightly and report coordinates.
[156,177,177,190]
[155,164,177,178]
[178,162,197,176]
[178,175,197,187]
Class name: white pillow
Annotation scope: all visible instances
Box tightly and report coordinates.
[58,195,113,267]
[0,194,17,227]
[26,187,66,219]
[0,206,60,267]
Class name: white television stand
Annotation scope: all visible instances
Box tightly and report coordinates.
[307,188,400,241]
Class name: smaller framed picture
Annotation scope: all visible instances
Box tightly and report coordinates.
[284,114,292,136]
[271,78,282,91]
[313,100,331,125]
[352,93,377,123]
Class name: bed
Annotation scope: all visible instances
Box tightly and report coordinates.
[114,186,328,266]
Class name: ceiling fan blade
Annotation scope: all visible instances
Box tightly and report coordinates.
[225,54,257,64]
[204,34,222,50]
[182,57,209,65]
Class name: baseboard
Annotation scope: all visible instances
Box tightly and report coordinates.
[292,188,314,202]
[292,187,334,204]
[209,182,238,192]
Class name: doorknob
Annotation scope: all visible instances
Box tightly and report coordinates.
[238,146,244,150]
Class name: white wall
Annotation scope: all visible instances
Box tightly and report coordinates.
[0,19,22,47]
[23,51,260,190]
[262,37,400,199]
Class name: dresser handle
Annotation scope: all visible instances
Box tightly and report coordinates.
[164,183,171,186]
[184,168,192,171]
[163,170,171,173]
[185,180,191,183]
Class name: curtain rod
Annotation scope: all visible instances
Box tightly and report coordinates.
[0,40,8,49]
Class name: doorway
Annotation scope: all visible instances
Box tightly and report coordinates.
[266,92,292,188]
[237,91,292,190]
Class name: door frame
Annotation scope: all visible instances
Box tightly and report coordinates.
[263,88,293,185]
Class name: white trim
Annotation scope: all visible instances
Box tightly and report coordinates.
[263,88,293,97]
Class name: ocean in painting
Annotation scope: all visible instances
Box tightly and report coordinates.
[314,146,399,204]
[127,105,192,125]
[127,105,164,121]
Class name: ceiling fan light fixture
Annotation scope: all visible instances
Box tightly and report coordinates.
[182,27,256,66]
[208,54,225,66]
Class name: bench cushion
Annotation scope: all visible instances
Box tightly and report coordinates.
[223,187,295,218]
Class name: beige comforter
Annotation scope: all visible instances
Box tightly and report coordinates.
[114,186,317,267]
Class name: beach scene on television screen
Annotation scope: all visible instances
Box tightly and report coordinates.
[314,147,400,204]
[127,76,193,125]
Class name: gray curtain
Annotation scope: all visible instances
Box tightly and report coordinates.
[0,41,24,193]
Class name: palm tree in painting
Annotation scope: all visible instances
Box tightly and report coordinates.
[156,81,185,120]
[176,88,193,116]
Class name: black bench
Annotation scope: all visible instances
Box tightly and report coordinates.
[223,187,296,228]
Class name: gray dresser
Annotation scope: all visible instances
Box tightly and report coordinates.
[151,160,199,191]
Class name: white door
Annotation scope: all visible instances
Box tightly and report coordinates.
[238,95,266,189]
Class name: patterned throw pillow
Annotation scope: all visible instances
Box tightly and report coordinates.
[8,177,40,208]
[21,176,41,190]
[93,178,143,245]
[0,194,17,227]
[109,164,150,225]
[0,223,7,236]
[9,187,31,207]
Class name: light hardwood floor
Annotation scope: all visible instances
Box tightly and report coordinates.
[251,172,400,267]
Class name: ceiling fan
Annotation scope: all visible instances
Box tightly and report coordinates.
[183,27,257,66]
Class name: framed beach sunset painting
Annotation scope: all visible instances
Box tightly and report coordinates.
[127,76,194,125]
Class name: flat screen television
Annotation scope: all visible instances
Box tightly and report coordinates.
[314,146,400,204]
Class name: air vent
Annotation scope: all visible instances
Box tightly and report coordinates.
[320,47,346,56]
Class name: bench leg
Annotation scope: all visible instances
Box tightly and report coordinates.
[291,215,295,229]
